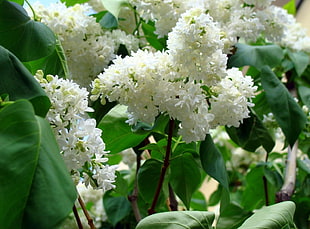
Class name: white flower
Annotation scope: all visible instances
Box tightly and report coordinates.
[167,8,227,85]
[35,70,116,191]
[209,68,257,128]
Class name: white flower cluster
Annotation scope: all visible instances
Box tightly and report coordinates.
[30,3,139,87]
[91,8,257,143]
[35,70,116,191]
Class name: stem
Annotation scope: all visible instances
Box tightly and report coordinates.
[148,119,175,215]
[73,205,84,229]
[168,184,178,211]
[78,195,96,229]
[25,0,37,21]
[276,141,298,202]
[263,151,269,206]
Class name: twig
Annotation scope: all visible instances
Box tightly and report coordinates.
[148,119,175,215]
[78,195,96,229]
[168,184,178,211]
[73,204,83,229]
[276,141,298,202]
[263,150,270,206]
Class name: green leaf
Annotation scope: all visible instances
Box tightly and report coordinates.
[0,100,76,228]
[260,66,307,146]
[0,46,51,117]
[287,50,309,76]
[113,171,129,196]
[200,135,229,190]
[170,153,201,209]
[298,85,310,108]
[228,43,284,70]
[283,0,296,15]
[142,21,167,51]
[0,1,56,62]
[100,0,129,19]
[241,165,277,211]
[217,203,252,229]
[23,38,69,78]
[238,201,296,229]
[226,111,275,153]
[60,0,88,6]
[103,190,132,226]
[9,0,24,4]
[99,12,118,29]
[136,211,215,229]
[190,191,207,211]
[98,105,148,154]
[137,159,167,205]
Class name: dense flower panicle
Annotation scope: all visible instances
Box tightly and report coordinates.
[34,70,116,190]
[167,8,227,85]
[30,3,139,87]
[209,68,257,128]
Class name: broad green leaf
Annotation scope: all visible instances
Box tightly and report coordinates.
[190,191,207,211]
[226,111,275,153]
[238,201,296,229]
[297,158,310,174]
[228,43,284,70]
[103,190,132,226]
[283,0,296,15]
[241,165,277,211]
[287,50,309,76]
[101,0,129,19]
[137,159,168,205]
[0,46,51,117]
[113,171,129,196]
[200,135,229,190]
[0,1,56,62]
[142,21,167,51]
[60,0,89,6]
[170,153,201,209]
[260,66,307,146]
[23,38,69,78]
[9,0,23,4]
[298,85,310,108]
[217,203,252,229]
[98,105,148,154]
[23,116,77,228]
[99,12,118,29]
[136,211,215,229]
[0,100,76,228]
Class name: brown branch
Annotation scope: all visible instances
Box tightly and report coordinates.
[73,204,84,229]
[276,141,298,202]
[78,195,96,229]
[168,184,178,211]
[148,119,175,215]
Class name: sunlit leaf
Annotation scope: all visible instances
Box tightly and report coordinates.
[100,0,129,19]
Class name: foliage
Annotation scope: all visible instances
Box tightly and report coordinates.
[1,0,310,228]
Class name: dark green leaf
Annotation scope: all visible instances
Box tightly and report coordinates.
[228,43,284,70]
[103,190,132,226]
[0,1,56,62]
[260,66,307,146]
[0,100,76,228]
[238,201,296,229]
[142,21,167,51]
[136,211,215,229]
[200,135,229,189]
[113,171,129,196]
[98,105,148,154]
[241,165,277,211]
[137,159,167,205]
[23,38,69,78]
[170,153,201,209]
[226,111,275,153]
[0,46,51,117]
[99,12,118,29]
[287,50,309,76]
[298,85,310,108]
[217,203,252,229]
